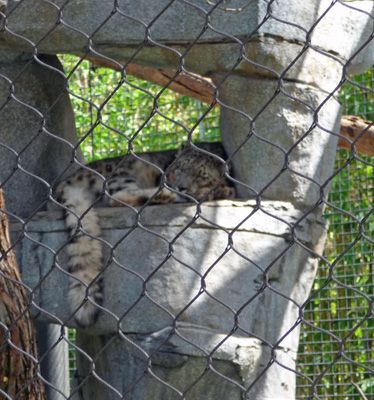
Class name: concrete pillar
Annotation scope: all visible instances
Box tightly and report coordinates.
[216,76,341,208]
[0,50,84,218]
[35,322,70,400]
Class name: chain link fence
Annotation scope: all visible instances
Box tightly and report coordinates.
[297,71,374,400]
[1,1,374,399]
[62,55,374,400]
[62,55,221,160]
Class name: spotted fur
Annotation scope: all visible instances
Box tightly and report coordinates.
[49,144,235,327]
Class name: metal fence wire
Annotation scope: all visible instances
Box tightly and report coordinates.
[1,1,374,400]
[295,72,374,399]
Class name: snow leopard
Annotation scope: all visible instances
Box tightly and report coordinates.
[49,143,235,327]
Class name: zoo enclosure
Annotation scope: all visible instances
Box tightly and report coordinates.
[0,1,374,400]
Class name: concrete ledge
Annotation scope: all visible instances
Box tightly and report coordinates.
[1,1,373,76]
[11,200,327,345]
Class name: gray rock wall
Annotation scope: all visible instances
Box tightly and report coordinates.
[1,1,374,76]
[216,76,341,206]
[0,51,84,218]
[12,200,328,400]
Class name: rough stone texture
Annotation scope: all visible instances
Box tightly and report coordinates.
[1,1,373,79]
[12,200,327,399]
[217,76,341,207]
[0,50,84,218]
[14,201,327,339]
[73,330,296,400]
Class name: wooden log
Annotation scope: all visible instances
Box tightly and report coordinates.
[86,57,216,105]
[0,189,46,400]
[339,115,374,156]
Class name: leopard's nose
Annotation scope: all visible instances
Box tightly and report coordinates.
[174,187,190,203]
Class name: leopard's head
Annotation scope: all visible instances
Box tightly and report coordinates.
[167,148,234,201]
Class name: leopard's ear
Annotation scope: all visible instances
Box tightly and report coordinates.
[178,143,189,154]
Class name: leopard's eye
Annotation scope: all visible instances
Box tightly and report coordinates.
[196,174,211,185]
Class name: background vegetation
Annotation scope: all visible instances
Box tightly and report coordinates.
[61,55,374,400]
[296,73,374,399]
[63,55,221,160]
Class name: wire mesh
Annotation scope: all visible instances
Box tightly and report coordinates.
[61,55,221,161]
[296,71,374,400]
[61,57,374,400]
[1,1,374,400]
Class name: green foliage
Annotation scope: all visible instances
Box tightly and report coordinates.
[297,70,374,399]
[62,55,220,161]
[340,68,374,120]
[68,329,76,379]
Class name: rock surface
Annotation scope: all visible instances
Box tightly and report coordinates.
[217,76,341,206]
[1,1,373,77]
[0,52,84,218]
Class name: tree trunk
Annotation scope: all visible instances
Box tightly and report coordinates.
[0,189,45,400]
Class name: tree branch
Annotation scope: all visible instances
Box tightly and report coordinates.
[86,57,216,105]
[339,115,374,156]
